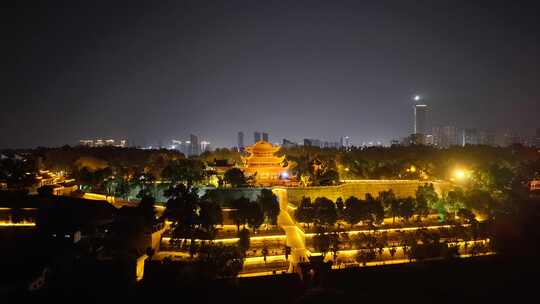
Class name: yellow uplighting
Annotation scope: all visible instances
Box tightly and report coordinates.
[0,221,36,227]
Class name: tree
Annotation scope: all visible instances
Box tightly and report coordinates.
[318,169,340,186]
[223,168,247,187]
[237,228,250,255]
[197,243,244,279]
[329,232,341,261]
[161,159,206,186]
[415,183,438,217]
[37,185,54,197]
[257,189,280,226]
[457,208,477,224]
[247,202,264,232]
[198,200,223,238]
[399,197,415,222]
[446,188,466,218]
[164,184,200,244]
[335,197,345,220]
[138,194,156,227]
[464,189,495,220]
[379,190,399,224]
[365,194,384,225]
[355,249,376,266]
[294,197,314,228]
[313,227,331,257]
[231,197,251,231]
[343,196,363,228]
[313,197,337,228]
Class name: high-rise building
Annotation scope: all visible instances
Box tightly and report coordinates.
[238,132,244,151]
[282,139,297,148]
[304,138,321,147]
[340,136,351,149]
[189,134,199,156]
[200,140,211,153]
[262,132,269,142]
[181,141,190,155]
[535,128,540,147]
[414,104,428,135]
[432,126,458,148]
[254,132,262,143]
[462,128,479,146]
[478,130,496,146]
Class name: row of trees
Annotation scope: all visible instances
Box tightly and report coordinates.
[164,184,223,247]
[282,144,540,186]
[294,184,491,229]
[230,189,280,232]
[311,223,490,264]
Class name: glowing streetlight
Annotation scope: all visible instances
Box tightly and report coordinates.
[413,95,421,101]
[453,168,469,181]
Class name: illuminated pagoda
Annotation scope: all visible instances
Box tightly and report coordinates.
[242,141,290,186]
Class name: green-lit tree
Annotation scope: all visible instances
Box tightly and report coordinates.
[415,183,438,217]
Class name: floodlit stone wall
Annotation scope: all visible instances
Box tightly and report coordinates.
[274,180,451,206]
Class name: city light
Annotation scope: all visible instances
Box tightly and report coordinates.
[414,95,421,101]
[453,168,470,181]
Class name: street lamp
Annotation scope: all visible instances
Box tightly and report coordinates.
[453,168,469,181]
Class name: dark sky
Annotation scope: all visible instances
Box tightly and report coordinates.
[3,0,540,148]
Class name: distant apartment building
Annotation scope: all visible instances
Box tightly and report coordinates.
[282,139,298,148]
[237,132,244,151]
[462,128,479,146]
[79,139,127,148]
[432,126,458,148]
[169,135,209,156]
[303,138,322,148]
[535,128,540,147]
[262,132,269,142]
[254,132,262,143]
[478,130,496,146]
[200,141,211,153]
[340,136,351,149]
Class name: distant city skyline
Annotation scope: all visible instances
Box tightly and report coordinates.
[3,2,540,149]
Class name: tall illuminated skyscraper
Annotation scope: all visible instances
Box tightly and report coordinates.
[414,103,428,135]
[189,134,199,156]
[254,132,261,143]
[238,132,244,150]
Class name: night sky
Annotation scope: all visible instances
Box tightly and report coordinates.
[3,0,540,149]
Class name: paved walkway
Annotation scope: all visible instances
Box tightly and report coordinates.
[273,188,310,272]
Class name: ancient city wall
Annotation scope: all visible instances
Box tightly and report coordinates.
[274,180,451,206]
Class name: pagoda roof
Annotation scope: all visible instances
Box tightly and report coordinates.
[244,141,281,154]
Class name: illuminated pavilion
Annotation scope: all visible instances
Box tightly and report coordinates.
[242,141,291,186]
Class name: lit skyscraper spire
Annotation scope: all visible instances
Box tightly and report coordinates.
[413,95,428,135]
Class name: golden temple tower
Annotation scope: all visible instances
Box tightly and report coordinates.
[242,141,290,186]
